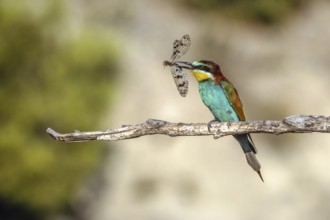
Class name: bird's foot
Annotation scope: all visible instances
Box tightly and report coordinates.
[207,119,218,133]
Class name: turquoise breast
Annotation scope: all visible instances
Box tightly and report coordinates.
[199,80,239,122]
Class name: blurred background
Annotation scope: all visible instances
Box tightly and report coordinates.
[1,0,330,219]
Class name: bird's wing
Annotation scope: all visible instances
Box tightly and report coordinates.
[221,80,258,154]
[221,80,246,121]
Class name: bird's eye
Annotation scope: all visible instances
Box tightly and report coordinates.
[198,65,209,71]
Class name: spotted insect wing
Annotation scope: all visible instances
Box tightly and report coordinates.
[170,35,191,62]
[170,65,189,97]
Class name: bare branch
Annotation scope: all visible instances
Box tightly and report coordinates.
[46,115,330,142]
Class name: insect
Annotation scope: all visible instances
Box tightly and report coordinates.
[163,34,191,97]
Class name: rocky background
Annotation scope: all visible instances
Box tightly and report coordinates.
[83,0,330,219]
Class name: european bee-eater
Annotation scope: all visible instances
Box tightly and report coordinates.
[174,60,263,181]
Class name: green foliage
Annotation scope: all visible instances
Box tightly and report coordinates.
[182,0,304,24]
[0,0,119,218]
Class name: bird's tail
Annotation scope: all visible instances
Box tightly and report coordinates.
[234,134,263,182]
[245,151,263,182]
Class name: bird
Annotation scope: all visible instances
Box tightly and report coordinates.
[173,60,263,181]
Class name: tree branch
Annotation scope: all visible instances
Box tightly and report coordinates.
[46,115,330,142]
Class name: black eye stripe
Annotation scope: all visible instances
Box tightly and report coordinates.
[197,65,210,72]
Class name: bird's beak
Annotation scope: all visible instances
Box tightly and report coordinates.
[173,61,193,70]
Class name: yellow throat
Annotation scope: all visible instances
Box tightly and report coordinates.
[192,70,211,82]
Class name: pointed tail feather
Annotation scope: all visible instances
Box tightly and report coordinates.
[234,134,263,181]
[245,152,263,182]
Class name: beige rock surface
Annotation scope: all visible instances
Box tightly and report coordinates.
[80,0,330,219]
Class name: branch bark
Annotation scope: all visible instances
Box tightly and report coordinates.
[46,115,330,142]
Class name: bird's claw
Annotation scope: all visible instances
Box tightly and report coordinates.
[207,119,218,133]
